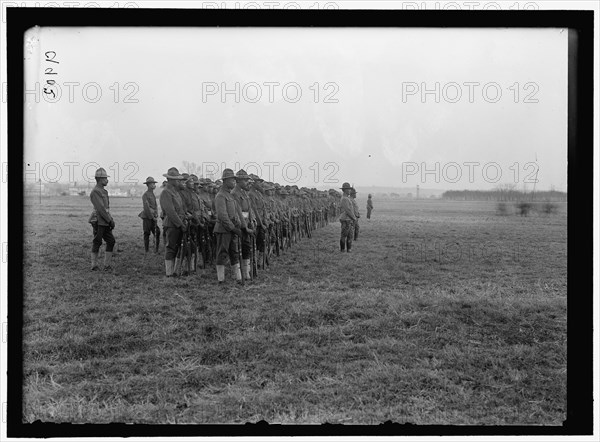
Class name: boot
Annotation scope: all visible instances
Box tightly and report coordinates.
[91,252,99,270]
[103,251,113,271]
[340,240,345,252]
[165,260,173,277]
[233,263,242,281]
[242,259,251,279]
[217,265,225,283]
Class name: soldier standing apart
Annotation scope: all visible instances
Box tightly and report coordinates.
[367,193,373,220]
[232,169,256,280]
[139,176,160,256]
[339,182,356,253]
[89,167,116,271]
[350,187,360,241]
[159,167,187,277]
[214,169,244,284]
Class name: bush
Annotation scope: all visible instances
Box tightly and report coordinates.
[516,202,533,216]
[496,202,508,216]
[542,201,558,215]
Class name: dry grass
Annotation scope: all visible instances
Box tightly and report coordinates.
[22,196,567,425]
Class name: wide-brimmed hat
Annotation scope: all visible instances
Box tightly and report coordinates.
[236,169,251,180]
[222,168,236,180]
[278,189,289,195]
[249,173,264,183]
[143,176,157,184]
[163,167,185,180]
[340,182,352,190]
[95,167,110,178]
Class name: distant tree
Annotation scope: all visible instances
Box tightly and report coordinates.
[390,192,400,198]
[181,161,203,177]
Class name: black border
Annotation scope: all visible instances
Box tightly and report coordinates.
[7,7,594,438]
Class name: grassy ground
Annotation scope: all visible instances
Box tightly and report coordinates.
[22,196,567,424]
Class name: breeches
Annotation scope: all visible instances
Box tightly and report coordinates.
[215,232,240,265]
[340,220,354,244]
[164,227,183,260]
[92,224,115,253]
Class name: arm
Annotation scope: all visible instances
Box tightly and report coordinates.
[91,190,113,224]
[142,193,154,219]
[160,191,185,228]
[216,194,236,232]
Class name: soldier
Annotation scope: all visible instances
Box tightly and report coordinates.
[231,169,256,280]
[214,169,244,284]
[248,174,268,266]
[160,180,168,244]
[139,176,160,256]
[350,187,360,241]
[367,193,374,220]
[89,167,116,271]
[159,167,187,277]
[339,182,356,253]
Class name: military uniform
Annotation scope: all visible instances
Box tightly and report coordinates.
[231,169,256,279]
[351,188,360,241]
[214,169,243,282]
[139,177,160,254]
[159,167,187,276]
[367,194,373,219]
[249,175,268,263]
[89,167,116,270]
[339,182,356,252]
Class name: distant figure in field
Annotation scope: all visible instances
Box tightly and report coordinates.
[139,176,160,256]
[350,187,360,241]
[89,167,116,271]
[339,182,356,252]
[367,194,373,220]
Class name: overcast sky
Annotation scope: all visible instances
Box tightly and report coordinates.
[24,26,567,191]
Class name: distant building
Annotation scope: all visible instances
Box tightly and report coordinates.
[69,187,88,196]
[107,188,129,197]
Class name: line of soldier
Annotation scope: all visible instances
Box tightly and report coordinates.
[88,167,369,278]
[134,166,346,283]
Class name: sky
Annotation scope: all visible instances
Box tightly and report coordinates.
[23,26,568,191]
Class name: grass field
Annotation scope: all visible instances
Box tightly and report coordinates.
[21,196,567,425]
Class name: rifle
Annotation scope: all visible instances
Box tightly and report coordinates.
[154,219,160,253]
[237,232,245,286]
[189,223,198,273]
[251,232,258,278]
[174,228,184,276]
[274,221,280,257]
[264,226,270,268]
